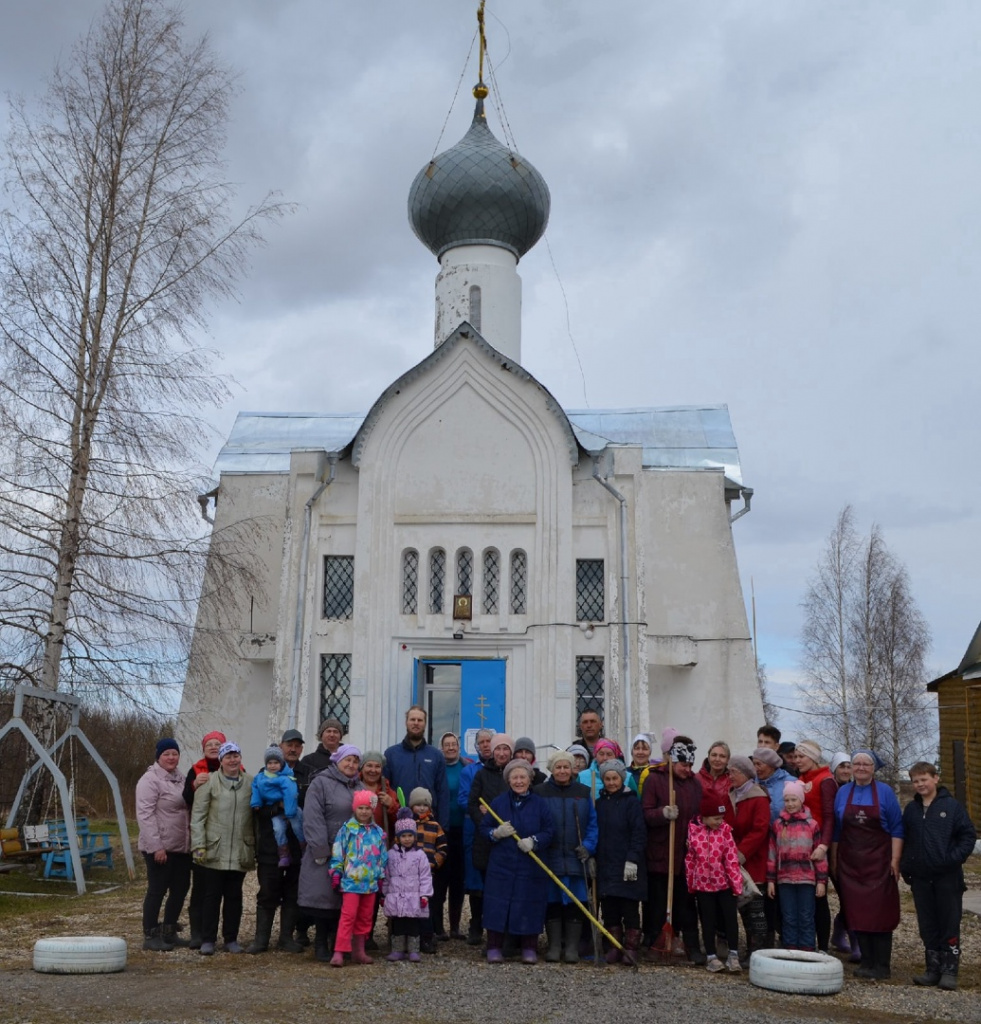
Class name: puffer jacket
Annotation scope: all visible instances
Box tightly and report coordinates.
[250,765,300,817]
[330,819,387,893]
[137,762,190,854]
[685,818,742,895]
[767,808,828,886]
[534,776,598,877]
[190,770,255,872]
[901,785,977,881]
[297,763,364,911]
[383,844,433,918]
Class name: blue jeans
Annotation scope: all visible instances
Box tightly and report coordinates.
[778,883,816,949]
[272,810,304,846]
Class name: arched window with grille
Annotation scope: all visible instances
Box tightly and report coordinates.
[401,549,419,614]
[456,547,473,595]
[429,548,446,614]
[482,548,500,614]
[509,549,527,614]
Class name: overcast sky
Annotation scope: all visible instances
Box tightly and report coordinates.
[3,1,979,737]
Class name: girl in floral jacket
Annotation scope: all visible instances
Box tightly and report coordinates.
[686,792,743,973]
[329,790,388,967]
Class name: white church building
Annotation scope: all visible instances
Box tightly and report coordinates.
[178,79,762,763]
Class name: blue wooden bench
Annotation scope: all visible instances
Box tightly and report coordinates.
[42,818,114,880]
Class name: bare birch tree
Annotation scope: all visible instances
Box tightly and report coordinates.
[798,505,933,780]
[0,0,285,705]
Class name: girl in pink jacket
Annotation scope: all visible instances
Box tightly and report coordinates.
[686,792,743,973]
[383,808,434,962]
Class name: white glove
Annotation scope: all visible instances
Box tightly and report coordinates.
[492,822,516,840]
[662,804,679,821]
[623,861,638,882]
[516,836,535,853]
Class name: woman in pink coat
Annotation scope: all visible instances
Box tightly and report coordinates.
[136,738,191,951]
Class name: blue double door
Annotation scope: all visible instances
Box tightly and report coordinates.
[415,659,506,758]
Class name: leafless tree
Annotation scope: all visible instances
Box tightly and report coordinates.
[0,0,286,706]
[756,661,779,727]
[798,506,933,784]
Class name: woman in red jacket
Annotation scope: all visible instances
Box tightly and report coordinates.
[795,739,836,952]
[727,754,770,962]
[697,742,735,827]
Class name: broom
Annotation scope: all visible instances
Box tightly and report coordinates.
[650,763,687,959]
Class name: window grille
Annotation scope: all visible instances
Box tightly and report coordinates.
[320,654,351,729]
[429,548,446,614]
[576,656,604,719]
[323,555,354,619]
[510,549,527,614]
[456,548,473,595]
[401,549,418,614]
[482,548,500,614]
[576,558,604,621]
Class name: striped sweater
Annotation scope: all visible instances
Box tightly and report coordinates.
[413,809,447,870]
[767,808,828,886]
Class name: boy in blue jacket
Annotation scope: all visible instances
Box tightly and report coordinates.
[251,746,304,866]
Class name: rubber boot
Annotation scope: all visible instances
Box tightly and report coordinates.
[605,925,624,964]
[545,916,564,962]
[562,908,583,964]
[938,944,960,991]
[351,934,374,965]
[247,906,274,954]
[913,948,941,986]
[831,913,850,954]
[161,924,189,948]
[277,844,291,868]
[449,902,464,939]
[622,928,643,967]
[847,931,861,963]
[277,905,304,953]
[467,894,484,945]
[330,948,345,967]
[387,934,406,961]
[853,933,876,978]
[142,926,174,952]
[873,932,892,980]
[314,920,333,963]
[407,935,422,963]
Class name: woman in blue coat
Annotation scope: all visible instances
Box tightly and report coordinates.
[480,759,555,964]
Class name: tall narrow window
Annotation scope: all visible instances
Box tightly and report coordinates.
[469,285,482,333]
[320,654,352,729]
[509,549,527,614]
[429,548,446,614]
[401,549,419,614]
[323,555,354,619]
[456,547,473,595]
[576,558,604,621]
[482,548,500,614]
[576,656,604,719]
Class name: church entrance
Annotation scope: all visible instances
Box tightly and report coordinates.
[415,659,506,757]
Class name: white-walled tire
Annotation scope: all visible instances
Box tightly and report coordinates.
[33,936,127,974]
[749,949,843,995]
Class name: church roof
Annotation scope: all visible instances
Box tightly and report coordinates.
[214,403,743,486]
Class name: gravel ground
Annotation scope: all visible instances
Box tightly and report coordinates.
[1,864,979,1024]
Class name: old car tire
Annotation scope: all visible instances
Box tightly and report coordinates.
[33,936,127,974]
[749,949,843,995]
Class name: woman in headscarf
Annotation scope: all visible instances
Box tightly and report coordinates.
[297,743,365,961]
[626,734,655,793]
[831,749,904,980]
[578,738,638,797]
[480,759,555,964]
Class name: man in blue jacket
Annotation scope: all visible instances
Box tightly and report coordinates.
[384,706,450,830]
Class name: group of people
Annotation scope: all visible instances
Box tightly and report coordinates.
[134,711,976,988]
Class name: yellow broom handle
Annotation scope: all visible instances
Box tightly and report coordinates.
[480,797,622,949]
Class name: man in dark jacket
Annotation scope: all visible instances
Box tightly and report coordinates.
[247,729,310,955]
[384,705,450,828]
[300,718,345,774]
[901,761,977,990]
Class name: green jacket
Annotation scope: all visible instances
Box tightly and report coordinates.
[191,769,255,872]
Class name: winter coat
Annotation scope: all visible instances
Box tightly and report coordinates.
[758,767,794,823]
[361,776,400,845]
[300,744,335,774]
[383,844,433,918]
[445,757,473,829]
[767,808,828,886]
[534,777,598,878]
[730,781,770,883]
[685,818,743,895]
[697,762,736,827]
[250,766,300,818]
[900,785,977,882]
[190,770,255,872]
[468,762,509,870]
[383,737,450,828]
[330,818,387,893]
[297,763,364,911]
[578,764,638,797]
[799,764,836,847]
[182,757,220,808]
[480,790,555,935]
[413,809,448,870]
[642,765,703,874]
[136,762,191,855]
[595,786,648,901]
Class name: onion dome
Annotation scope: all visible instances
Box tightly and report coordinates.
[408,92,550,262]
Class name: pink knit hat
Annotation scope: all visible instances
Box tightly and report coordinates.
[783,780,806,803]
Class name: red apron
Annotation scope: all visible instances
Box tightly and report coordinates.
[836,783,899,932]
